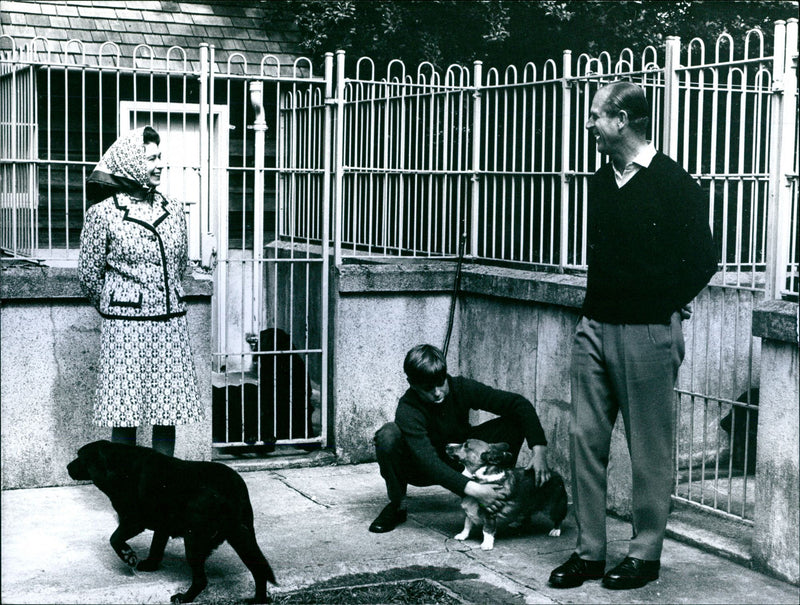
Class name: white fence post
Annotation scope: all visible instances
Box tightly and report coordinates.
[559,50,571,270]
[321,51,334,447]
[333,50,345,267]
[470,60,483,259]
[766,19,798,299]
[198,43,210,264]
[662,36,681,160]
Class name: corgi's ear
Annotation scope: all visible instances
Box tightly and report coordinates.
[481,449,514,467]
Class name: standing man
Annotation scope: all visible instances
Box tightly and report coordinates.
[549,82,717,590]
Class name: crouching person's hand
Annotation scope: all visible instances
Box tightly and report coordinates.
[465,481,505,512]
[526,445,552,487]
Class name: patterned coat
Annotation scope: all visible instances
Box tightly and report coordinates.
[79,193,189,320]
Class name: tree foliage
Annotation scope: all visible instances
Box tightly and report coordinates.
[264,0,798,74]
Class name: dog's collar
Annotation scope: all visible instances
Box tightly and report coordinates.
[462,466,507,484]
[474,467,507,484]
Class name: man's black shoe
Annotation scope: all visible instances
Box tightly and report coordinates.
[368,503,407,533]
[602,556,660,589]
[549,553,606,588]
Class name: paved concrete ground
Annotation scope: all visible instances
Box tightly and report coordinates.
[2,461,798,604]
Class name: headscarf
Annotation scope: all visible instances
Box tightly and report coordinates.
[86,127,159,203]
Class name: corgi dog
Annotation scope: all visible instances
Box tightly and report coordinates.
[445,438,568,550]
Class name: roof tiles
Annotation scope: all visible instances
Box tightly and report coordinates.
[0,0,306,75]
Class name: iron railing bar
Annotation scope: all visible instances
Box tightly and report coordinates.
[670,495,755,525]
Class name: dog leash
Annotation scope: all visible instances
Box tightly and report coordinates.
[442,226,468,357]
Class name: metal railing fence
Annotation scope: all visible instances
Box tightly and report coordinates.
[328,21,798,303]
[0,20,797,509]
[1,24,796,297]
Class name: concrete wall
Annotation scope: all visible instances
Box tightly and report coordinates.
[752,300,800,584]
[332,263,459,463]
[3,258,796,583]
[1,265,214,489]
[329,262,799,585]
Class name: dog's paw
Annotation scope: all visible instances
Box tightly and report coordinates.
[118,546,138,568]
[480,539,495,550]
[170,593,189,604]
[136,558,160,572]
[245,595,272,604]
[454,531,469,541]
[548,528,562,537]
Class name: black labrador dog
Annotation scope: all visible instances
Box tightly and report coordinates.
[67,440,276,603]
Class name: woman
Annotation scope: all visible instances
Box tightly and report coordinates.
[79,126,203,456]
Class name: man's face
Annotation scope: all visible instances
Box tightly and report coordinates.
[409,378,449,405]
[586,88,621,156]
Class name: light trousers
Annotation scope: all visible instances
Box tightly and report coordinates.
[570,312,684,561]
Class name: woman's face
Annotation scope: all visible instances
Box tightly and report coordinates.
[143,142,163,187]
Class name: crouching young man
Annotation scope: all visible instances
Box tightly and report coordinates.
[369,344,551,533]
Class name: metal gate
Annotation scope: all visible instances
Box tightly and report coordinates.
[0,38,332,455]
[208,50,332,455]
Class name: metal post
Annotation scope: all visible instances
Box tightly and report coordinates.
[470,60,483,258]
[200,44,223,373]
[333,50,345,266]
[321,51,334,447]
[766,19,798,299]
[663,36,681,161]
[249,80,266,338]
[559,50,572,270]
[198,43,210,264]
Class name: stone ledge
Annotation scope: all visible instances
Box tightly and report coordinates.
[752,299,799,345]
[336,261,586,309]
[0,262,214,301]
[336,262,458,293]
[461,264,586,309]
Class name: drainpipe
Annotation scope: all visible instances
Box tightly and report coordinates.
[321,52,334,447]
[249,80,267,340]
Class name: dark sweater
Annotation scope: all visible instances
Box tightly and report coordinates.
[582,152,718,324]
[394,375,547,496]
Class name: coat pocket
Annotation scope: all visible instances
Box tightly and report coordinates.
[109,290,143,308]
